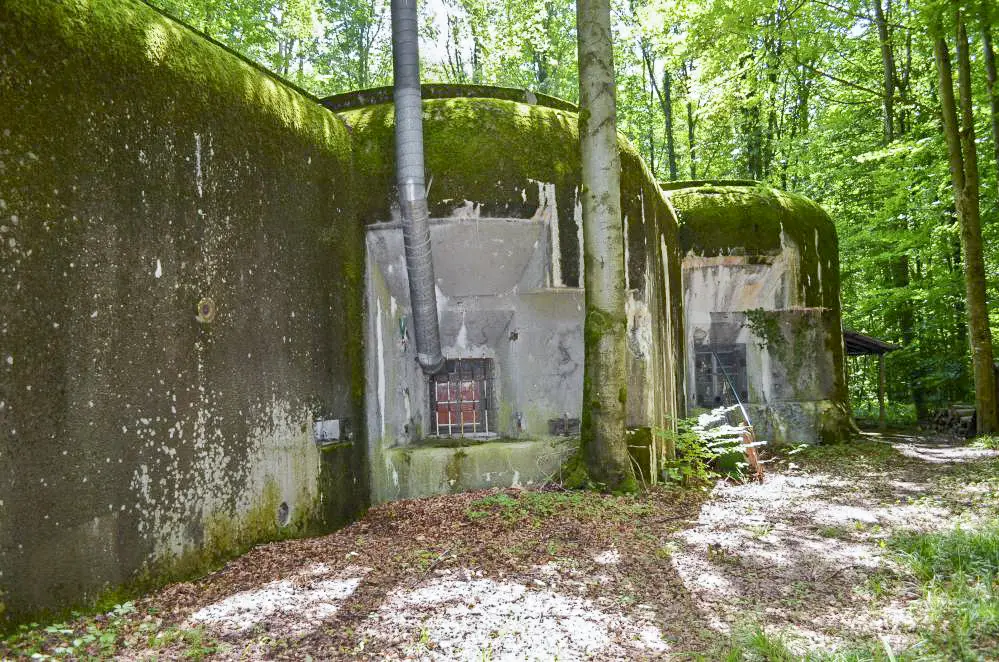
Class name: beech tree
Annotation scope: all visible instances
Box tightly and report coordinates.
[577,0,636,491]
[933,5,998,433]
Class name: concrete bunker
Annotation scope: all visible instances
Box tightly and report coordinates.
[666,181,854,444]
[332,92,687,502]
[1,0,860,626]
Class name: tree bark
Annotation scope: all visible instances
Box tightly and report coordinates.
[871,0,923,415]
[687,99,697,179]
[577,0,636,491]
[934,13,998,434]
[871,0,897,142]
[640,44,677,180]
[984,24,999,197]
[662,70,678,180]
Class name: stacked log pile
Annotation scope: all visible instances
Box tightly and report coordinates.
[931,405,976,438]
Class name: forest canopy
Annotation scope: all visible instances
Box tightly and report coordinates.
[148,0,999,422]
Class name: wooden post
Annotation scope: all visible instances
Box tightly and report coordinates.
[878,353,887,430]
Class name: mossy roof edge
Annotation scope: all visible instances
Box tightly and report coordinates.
[136,0,320,103]
[323,84,578,113]
[659,179,760,191]
[338,96,677,232]
[668,183,835,253]
[6,0,350,156]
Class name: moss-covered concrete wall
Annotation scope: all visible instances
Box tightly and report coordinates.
[340,96,686,497]
[669,182,852,443]
[0,0,367,623]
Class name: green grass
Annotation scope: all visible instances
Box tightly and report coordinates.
[887,524,999,660]
[714,525,999,660]
[714,623,905,661]
[972,436,999,450]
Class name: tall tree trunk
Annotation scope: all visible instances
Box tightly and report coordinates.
[577,0,636,491]
[662,71,677,180]
[984,24,999,197]
[640,44,677,180]
[934,13,998,433]
[871,0,897,142]
[873,0,924,415]
[687,99,697,179]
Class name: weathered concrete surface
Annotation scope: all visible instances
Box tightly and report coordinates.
[0,0,366,622]
[0,1,692,622]
[384,439,572,500]
[345,98,687,502]
[670,183,853,444]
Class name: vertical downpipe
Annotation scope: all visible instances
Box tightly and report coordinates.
[391,0,444,374]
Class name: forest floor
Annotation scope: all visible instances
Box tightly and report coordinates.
[6,429,999,660]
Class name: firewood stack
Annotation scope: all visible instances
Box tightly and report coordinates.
[930,405,976,438]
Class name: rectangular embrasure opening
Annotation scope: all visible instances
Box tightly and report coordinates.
[429,358,496,437]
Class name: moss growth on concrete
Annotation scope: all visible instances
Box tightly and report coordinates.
[0,0,368,625]
[323,83,577,113]
[1,478,318,634]
[559,449,592,490]
[444,449,469,490]
[4,0,349,154]
[670,183,840,310]
[339,98,583,266]
[745,307,785,355]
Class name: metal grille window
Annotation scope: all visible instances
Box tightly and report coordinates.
[429,359,495,436]
[694,344,748,408]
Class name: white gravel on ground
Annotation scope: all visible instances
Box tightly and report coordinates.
[365,574,669,661]
[187,565,368,635]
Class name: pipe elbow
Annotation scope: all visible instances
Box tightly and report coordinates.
[418,353,446,376]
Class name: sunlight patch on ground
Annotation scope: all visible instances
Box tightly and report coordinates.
[668,467,916,647]
[895,443,999,463]
[364,572,669,660]
[593,549,620,565]
[810,503,879,525]
[187,564,368,635]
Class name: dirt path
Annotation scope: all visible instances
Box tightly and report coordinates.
[10,430,999,660]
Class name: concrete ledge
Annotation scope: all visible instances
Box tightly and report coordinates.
[381,439,574,501]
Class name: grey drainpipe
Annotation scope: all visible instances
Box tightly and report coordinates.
[391,0,444,375]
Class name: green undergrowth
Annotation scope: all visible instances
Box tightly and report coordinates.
[850,402,918,428]
[972,435,999,450]
[1,602,218,660]
[560,418,741,492]
[717,523,999,660]
[887,524,999,660]
[711,623,912,661]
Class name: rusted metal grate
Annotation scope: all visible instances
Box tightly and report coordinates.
[694,344,748,408]
[429,359,495,436]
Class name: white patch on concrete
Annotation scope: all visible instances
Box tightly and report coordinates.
[154,259,162,279]
[814,228,823,302]
[376,298,386,442]
[435,284,449,319]
[456,312,468,350]
[528,180,561,288]
[366,577,669,660]
[624,219,632,293]
[194,133,203,198]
